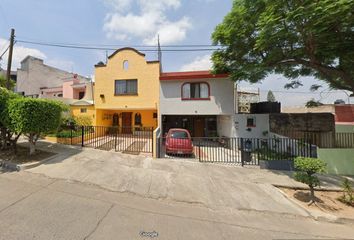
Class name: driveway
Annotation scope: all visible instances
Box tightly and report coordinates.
[1,141,354,239]
[25,142,316,215]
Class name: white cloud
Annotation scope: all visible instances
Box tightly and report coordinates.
[180,54,212,71]
[0,38,46,70]
[103,0,133,12]
[0,38,76,73]
[103,0,192,45]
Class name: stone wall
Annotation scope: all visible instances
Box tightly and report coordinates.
[269,113,335,133]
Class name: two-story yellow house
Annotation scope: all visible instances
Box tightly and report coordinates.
[94,48,160,131]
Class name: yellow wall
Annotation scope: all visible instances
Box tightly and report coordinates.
[94,48,160,112]
[71,105,96,125]
[96,109,157,128]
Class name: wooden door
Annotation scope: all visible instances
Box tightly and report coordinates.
[122,112,132,133]
[194,118,205,137]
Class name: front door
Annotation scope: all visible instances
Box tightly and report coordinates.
[122,112,132,133]
[194,118,205,137]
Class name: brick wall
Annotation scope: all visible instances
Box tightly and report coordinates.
[335,105,354,123]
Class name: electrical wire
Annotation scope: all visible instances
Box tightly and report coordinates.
[16,39,224,51]
[16,37,225,48]
[0,44,10,59]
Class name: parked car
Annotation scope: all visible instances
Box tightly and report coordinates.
[165,128,193,155]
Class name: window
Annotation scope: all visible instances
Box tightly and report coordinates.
[80,108,87,113]
[134,113,142,125]
[115,79,138,95]
[170,131,188,139]
[182,82,209,100]
[246,117,256,127]
[79,91,85,99]
[123,60,129,70]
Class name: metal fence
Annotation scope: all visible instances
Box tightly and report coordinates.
[335,132,354,148]
[157,136,316,165]
[273,130,354,148]
[55,126,154,154]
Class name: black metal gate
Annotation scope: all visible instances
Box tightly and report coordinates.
[157,136,316,165]
[65,126,154,155]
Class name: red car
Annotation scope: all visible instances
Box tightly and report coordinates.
[165,128,193,155]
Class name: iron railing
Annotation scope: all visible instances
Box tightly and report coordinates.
[54,125,154,154]
[157,136,316,165]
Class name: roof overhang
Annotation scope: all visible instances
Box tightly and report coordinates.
[160,71,229,81]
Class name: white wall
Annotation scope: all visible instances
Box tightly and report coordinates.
[234,114,269,138]
[217,115,236,137]
[16,56,88,96]
[160,78,235,115]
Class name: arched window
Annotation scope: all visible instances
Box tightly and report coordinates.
[134,113,142,125]
[123,60,129,70]
[182,82,210,100]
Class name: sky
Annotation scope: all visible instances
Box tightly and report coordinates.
[0,0,352,106]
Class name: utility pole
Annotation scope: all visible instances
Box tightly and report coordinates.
[6,28,15,90]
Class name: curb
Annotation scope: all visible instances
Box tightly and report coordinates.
[273,184,342,192]
[275,186,354,225]
[0,153,58,171]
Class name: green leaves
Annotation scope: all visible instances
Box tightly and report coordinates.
[294,157,326,191]
[8,98,63,136]
[294,157,326,175]
[212,0,354,92]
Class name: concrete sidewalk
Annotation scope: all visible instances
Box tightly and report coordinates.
[0,171,354,240]
[23,141,350,217]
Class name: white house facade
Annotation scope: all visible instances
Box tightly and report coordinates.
[159,71,236,137]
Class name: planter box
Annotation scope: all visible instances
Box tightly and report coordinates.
[259,159,294,171]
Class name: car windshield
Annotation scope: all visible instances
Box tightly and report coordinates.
[170,131,188,139]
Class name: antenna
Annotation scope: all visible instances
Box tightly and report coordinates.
[157,35,162,73]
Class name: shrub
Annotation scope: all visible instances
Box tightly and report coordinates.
[56,130,82,138]
[338,178,354,206]
[61,115,77,128]
[294,157,326,204]
[74,115,92,126]
[8,98,65,155]
[0,87,21,151]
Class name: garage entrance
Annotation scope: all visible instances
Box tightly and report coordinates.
[161,115,217,137]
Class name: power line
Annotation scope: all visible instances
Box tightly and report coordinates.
[16,40,223,52]
[0,44,10,59]
[258,89,350,94]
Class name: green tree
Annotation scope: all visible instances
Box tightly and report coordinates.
[8,98,64,155]
[0,74,15,89]
[0,87,21,151]
[212,0,354,93]
[294,157,326,204]
[267,90,276,102]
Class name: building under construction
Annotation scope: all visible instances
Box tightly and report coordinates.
[236,86,260,113]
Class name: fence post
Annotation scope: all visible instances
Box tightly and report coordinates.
[151,128,154,156]
[114,127,118,152]
[241,138,244,167]
[70,127,73,145]
[198,139,201,162]
[81,126,84,147]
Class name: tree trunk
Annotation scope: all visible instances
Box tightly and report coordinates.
[0,127,7,150]
[309,185,315,204]
[29,133,36,155]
